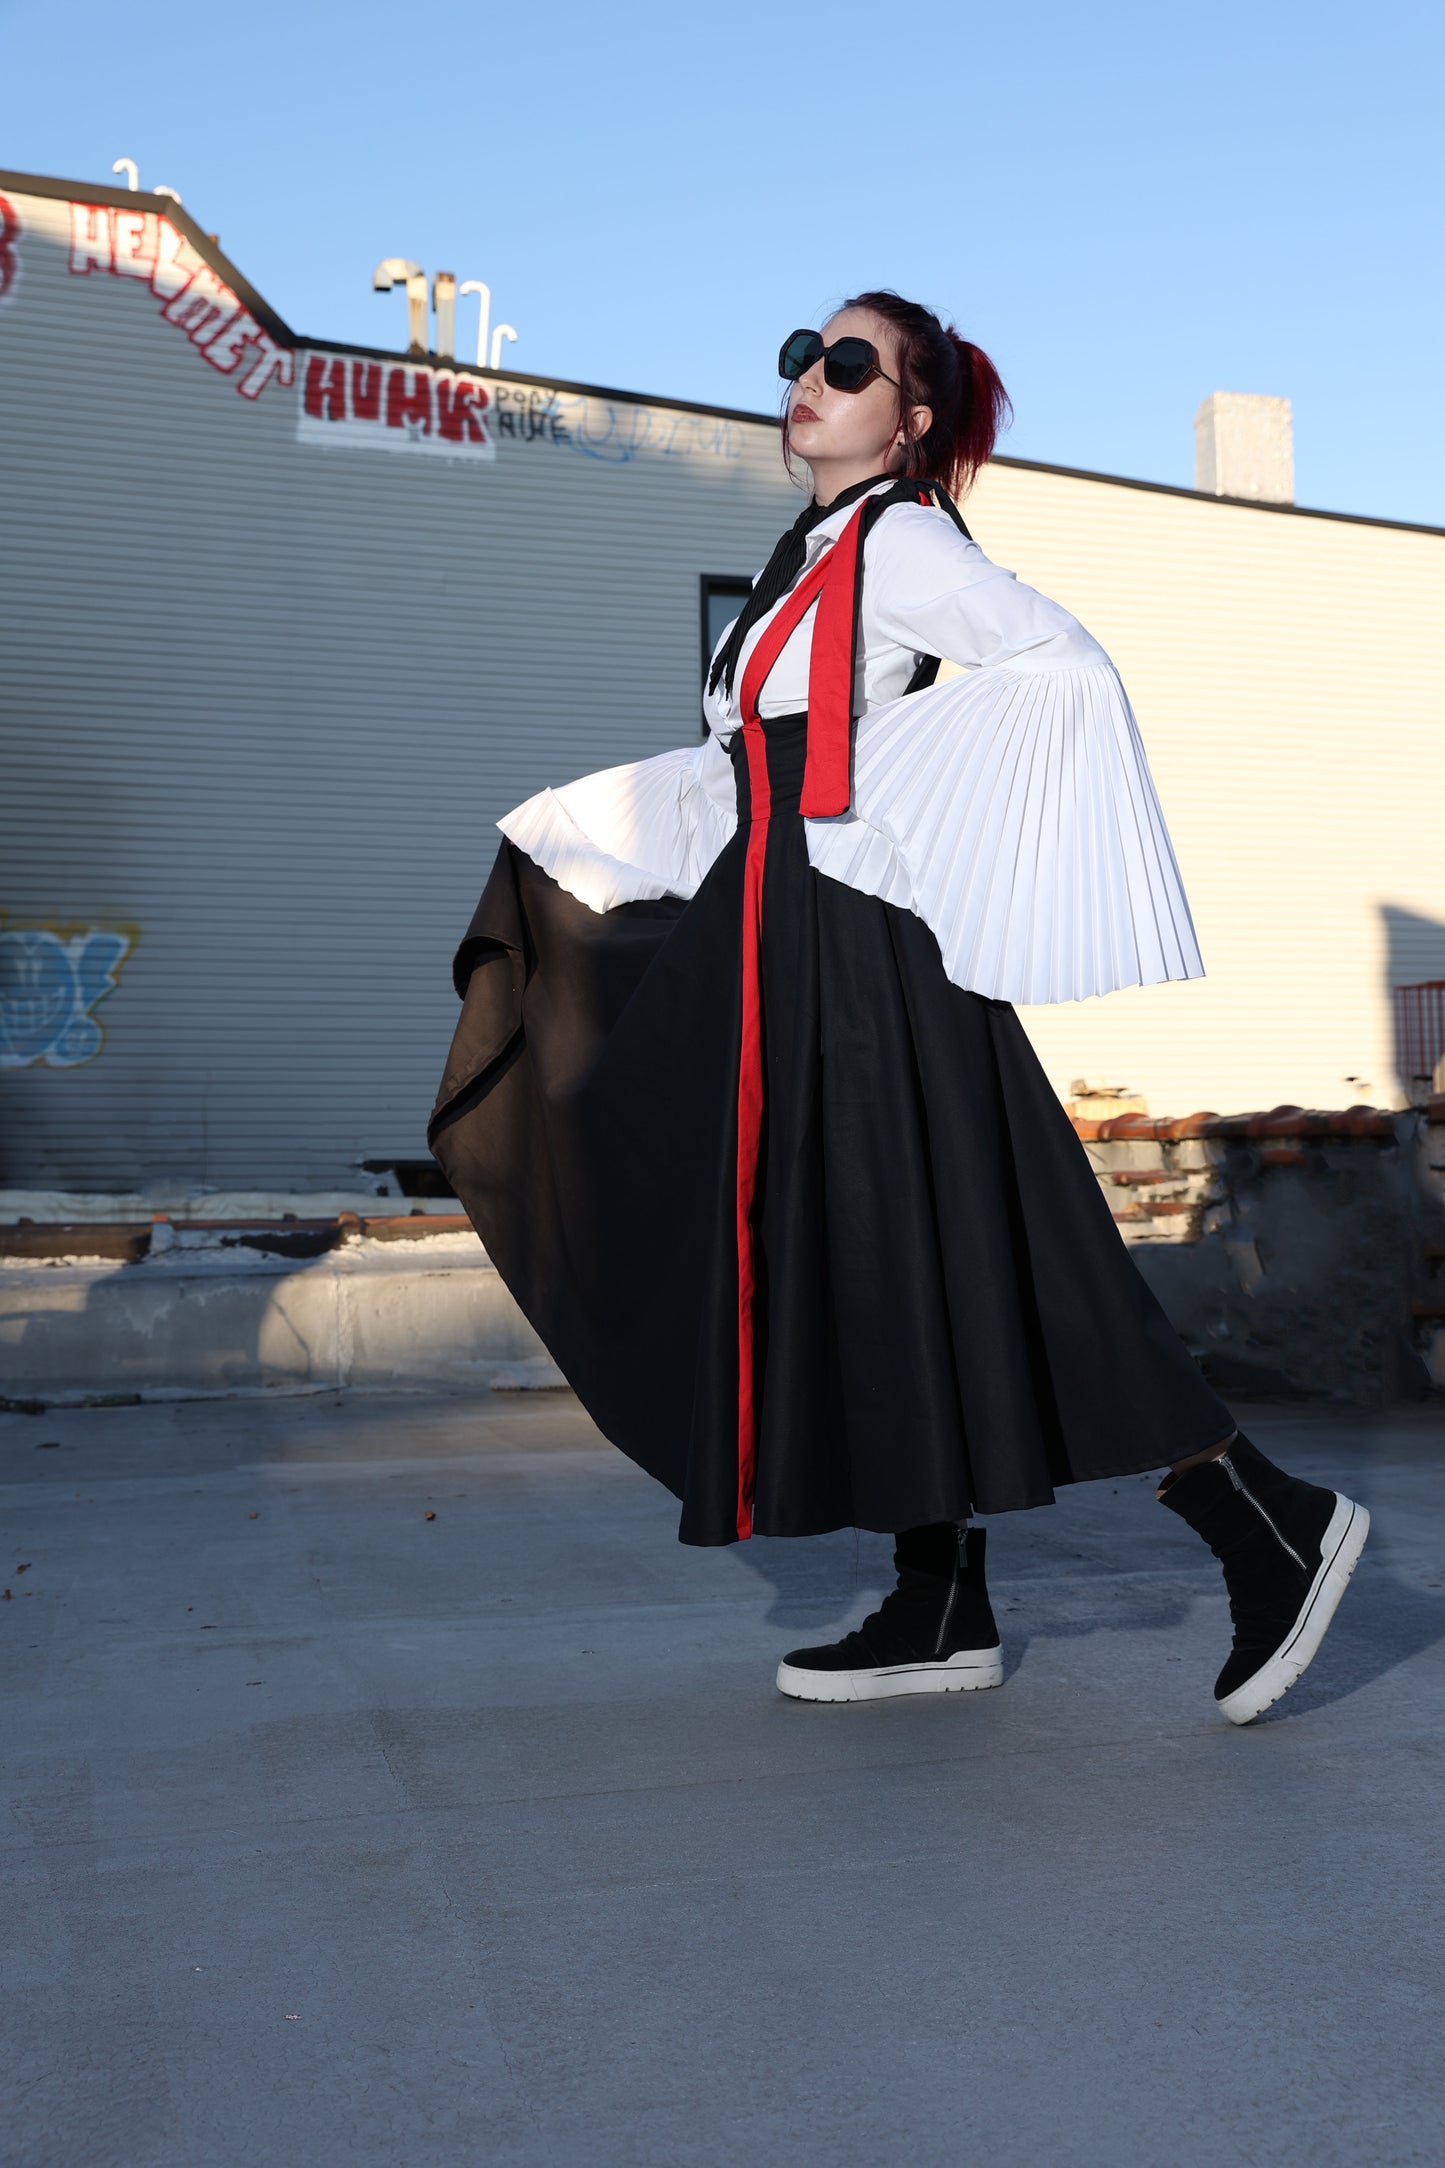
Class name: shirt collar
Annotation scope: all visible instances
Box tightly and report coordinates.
[800,473,897,558]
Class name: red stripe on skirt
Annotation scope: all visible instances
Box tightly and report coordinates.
[732,728,769,1537]
[728,504,868,1536]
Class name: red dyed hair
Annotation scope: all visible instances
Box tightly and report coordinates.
[807,289,1011,496]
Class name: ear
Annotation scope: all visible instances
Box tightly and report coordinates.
[902,402,933,445]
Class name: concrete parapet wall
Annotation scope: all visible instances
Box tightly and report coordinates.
[0,1228,563,1404]
[2,1101,1442,1412]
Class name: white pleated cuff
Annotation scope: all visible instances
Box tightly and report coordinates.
[498,739,738,916]
[839,660,1205,1004]
[497,663,1205,1006]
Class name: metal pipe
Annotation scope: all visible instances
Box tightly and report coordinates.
[432,272,456,361]
[373,258,427,357]
[459,280,491,368]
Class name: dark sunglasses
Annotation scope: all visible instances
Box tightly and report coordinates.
[778,328,899,394]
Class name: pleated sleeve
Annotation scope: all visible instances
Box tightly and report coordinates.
[497,733,738,915]
[803,505,1206,1005]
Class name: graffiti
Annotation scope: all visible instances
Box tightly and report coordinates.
[297,365,741,468]
[298,352,495,459]
[0,927,134,1069]
[66,202,294,400]
[561,398,742,466]
[0,194,19,302]
[25,194,743,465]
[489,382,743,465]
[490,383,573,446]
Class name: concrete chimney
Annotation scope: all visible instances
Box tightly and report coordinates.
[1194,392,1294,504]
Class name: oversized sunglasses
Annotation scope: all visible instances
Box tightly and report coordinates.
[778,328,899,394]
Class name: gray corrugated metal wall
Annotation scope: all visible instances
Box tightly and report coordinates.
[0,185,799,1189]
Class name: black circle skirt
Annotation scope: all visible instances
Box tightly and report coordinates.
[429,711,1234,1545]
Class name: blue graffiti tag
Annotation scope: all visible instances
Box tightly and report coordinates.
[487,382,743,465]
[553,396,743,464]
[0,928,134,1068]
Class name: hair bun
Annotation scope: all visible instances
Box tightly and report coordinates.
[838,290,1012,494]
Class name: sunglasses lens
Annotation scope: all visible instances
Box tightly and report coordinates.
[823,338,875,391]
[779,329,823,381]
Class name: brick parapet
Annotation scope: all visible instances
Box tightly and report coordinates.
[1068,1100,1432,1144]
[1070,1101,1445,1244]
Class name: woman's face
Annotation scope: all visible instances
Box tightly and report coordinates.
[784,307,929,486]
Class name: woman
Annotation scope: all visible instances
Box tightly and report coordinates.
[430,291,1368,1726]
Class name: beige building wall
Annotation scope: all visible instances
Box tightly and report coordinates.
[963,459,1445,1116]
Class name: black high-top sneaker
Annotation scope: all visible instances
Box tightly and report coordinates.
[1159,1431,1369,1725]
[776,1525,1004,1703]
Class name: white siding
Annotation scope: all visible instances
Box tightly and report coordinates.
[0,187,798,1189]
[4,177,1442,1196]
[961,463,1445,1117]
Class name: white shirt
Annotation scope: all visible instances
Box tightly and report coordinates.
[498,479,1205,1006]
[703,483,1107,731]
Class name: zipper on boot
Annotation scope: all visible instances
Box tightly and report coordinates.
[931,1532,966,1657]
[1219,1452,1307,1571]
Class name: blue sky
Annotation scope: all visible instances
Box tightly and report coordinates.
[2,0,1439,523]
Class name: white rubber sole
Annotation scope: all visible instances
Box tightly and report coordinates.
[1217,1492,1370,1726]
[776,1646,1005,1703]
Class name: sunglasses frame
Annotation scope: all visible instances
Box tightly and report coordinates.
[778,327,901,395]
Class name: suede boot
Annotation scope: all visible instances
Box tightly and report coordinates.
[776,1525,1004,1703]
[1160,1431,1369,1724]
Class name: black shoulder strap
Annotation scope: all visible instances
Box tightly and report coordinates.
[858,475,972,539]
[919,478,974,540]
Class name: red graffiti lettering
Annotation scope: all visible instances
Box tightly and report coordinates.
[436,375,490,443]
[162,265,239,347]
[351,362,382,421]
[0,195,18,299]
[203,310,264,375]
[51,193,294,405]
[385,367,432,433]
[69,202,112,274]
[236,336,294,400]
[111,207,157,281]
[304,354,348,420]
[150,220,203,301]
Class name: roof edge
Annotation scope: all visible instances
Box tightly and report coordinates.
[288,334,780,431]
[0,167,295,348]
[988,455,1445,538]
[2,168,1441,540]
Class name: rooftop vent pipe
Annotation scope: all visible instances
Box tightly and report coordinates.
[373,258,427,357]
[432,272,456,361]
[374,262,519,367]
[1194,392,1294,504]
[111,157,181,204]
[459,280,518,369]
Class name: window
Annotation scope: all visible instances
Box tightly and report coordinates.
[1395,981,1445,1094]
[699,576,753,736]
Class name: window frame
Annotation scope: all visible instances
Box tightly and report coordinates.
[698,574,754,738]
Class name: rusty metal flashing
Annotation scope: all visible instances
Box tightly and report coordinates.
[1071,1099,1445,1144]
[0,1212,474,1263]
[3,1106,1439,1263]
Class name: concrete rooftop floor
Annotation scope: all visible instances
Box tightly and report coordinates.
[2,1389,1443,2167]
